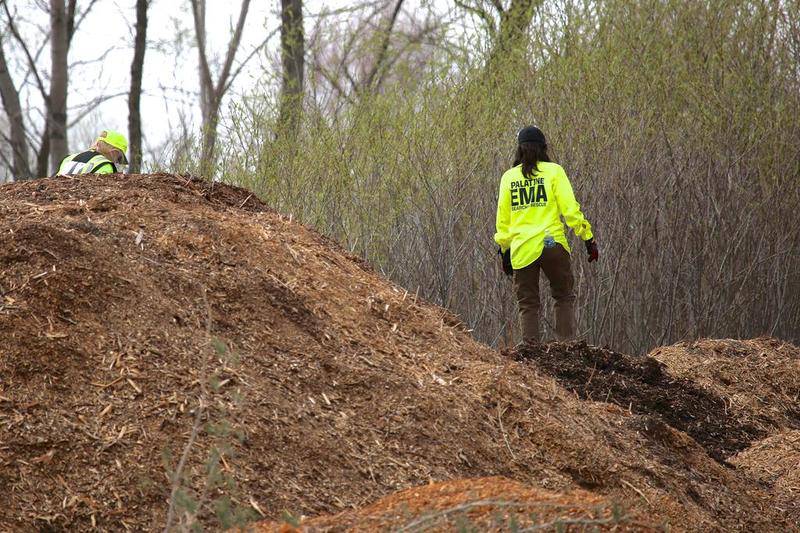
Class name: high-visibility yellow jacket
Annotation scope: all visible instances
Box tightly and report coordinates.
[495,162,593,270]
[57,150,117,175]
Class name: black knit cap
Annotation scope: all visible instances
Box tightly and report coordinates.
[518,125,546,145]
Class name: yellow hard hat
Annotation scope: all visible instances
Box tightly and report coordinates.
[98,130,128,164]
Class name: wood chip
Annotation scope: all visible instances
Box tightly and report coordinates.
[238,194,253,208]
[31,449,56,464]
[91,377,124,389]
[621,479,652,506]
[126,379,142,394]
[249,496,266,517]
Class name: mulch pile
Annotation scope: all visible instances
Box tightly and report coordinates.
[511,342,766,461]
[649,338,800,436]
[648,338,800,524]
[0,174,795,531]
[731,430,800,524]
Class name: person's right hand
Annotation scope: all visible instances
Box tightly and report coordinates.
[585,239,599,262]
[498,247,513,276]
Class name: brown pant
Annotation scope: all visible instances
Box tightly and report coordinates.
[513,244,576,342]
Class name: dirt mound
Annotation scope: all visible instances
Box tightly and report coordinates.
[649,338,800,436]
[251,477,656,531]
[730,430,800,523]
[0,174,792,531]
[511,342,765,461]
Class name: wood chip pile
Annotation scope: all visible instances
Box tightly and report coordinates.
[0,174,796,531]
[731,430,800,524]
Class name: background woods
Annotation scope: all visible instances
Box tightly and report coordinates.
[1,0,798,353]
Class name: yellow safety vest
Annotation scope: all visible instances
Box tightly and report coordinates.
[494,162,593,270]
[57,150,117,175]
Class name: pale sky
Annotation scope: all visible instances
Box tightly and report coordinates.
[2,0,396,169]
[69,0,307,158]
[1,0,463,178]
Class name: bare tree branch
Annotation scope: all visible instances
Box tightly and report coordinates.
[70,0,100,42]
[66,0,76,42]
[307,1,383,19]
[363,0,404,90]
[190,0,214,110]
[454,0,497,37]
[69,45,120,69]
[69,91,127,128]
[222,22,277,95]
[215,0,251,97]
[374,19,442,89]
[331,12,371,94]
[16,21,49,92]
[2,1,49,103]
[0,29,31,178]
[190,0,254,175]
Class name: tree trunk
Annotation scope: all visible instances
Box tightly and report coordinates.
[202,102,221,175]
[488,0,540,70]
[49,0,69,174]
[191,0,215,172]
[191,0,251,177]
[36,124,50,178]
[128,0,149,173]
[0,35,31,179]
[278,0,304,138]
[192,0,212,123]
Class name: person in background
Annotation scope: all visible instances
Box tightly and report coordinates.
[57,130,128,175]
[495,125,598,343]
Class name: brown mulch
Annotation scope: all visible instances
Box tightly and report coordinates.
[511,341,766,462]
[0,174,793,531]
[649,338,800,436]
[249,477,657,532]
[730,430,800,524]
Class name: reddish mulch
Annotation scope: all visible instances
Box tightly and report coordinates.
[250,477,656,531]
[0,174,792,531]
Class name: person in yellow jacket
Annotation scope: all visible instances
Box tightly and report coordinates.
[495,125,598,342]
[57,130,128,175]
